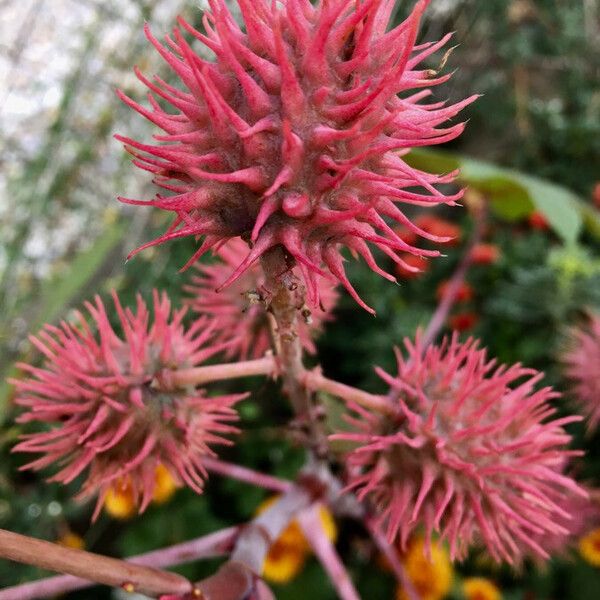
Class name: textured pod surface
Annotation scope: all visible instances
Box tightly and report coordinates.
[185,238,338,359]
[117,0,476,312]
[562,312,600,432]
[332,335,585,563]
[12,291,245,518]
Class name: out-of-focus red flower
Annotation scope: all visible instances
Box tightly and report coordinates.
[116,0,476,313]
[562,312,600,432]
[592,183,600,209]
[470,243,500,265]
[332,335,586,564]
[436,280,473,303]
[449,312,479,331]
[393,225,419,249]
[395,254,429,279]
[12,291,245,519]
[528,211,549,230]
[414,215,462,246]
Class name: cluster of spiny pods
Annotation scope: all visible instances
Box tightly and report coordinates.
[9,0,600,590]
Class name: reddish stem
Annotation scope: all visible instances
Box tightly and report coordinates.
[365,518,419,600]
[0,528,194,599]
[170,355,275,387]
[230,486,312,573]
[0,527,238,600]
[303,368,393,415]
[203,456,292,493]
[260,246,329,457]
[298,505,361,600]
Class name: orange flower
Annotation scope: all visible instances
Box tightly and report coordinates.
[470,243,500,265]
[449,312,479,332]
[104,464,178,519]
[415,215,462,246]
[463,577,502,600]
[436,281,474,303]
[394,225,419,248]
[396,537,453,600]
[396,254,429,279]
[578,527,600,567]
[256,497,337,584]
[593,183,600,209]
[152,463,179,505]
[56,530,85,551]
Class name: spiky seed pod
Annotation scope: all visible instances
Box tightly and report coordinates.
[562,312,600,432]
[332,335,585,564]
[530,486,600,558]
[116,0,477,313]
[185,238,338,359]
[11,291,245,519]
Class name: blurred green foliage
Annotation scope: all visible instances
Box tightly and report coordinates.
[1,0,600,598]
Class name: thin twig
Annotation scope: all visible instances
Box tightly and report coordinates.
[0,528,194,599]
[303,368,393,415]
[203,456,293,493]
[298,505,361,600]
[365,518,419,600]
[420,210,485,350]
[169,354,275,387]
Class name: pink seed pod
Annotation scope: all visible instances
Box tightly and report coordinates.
[12,290,246,519]
[332,334,586,564]
[116,0,477,313]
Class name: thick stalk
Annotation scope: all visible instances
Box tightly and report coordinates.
[191,487,314,600]
[0,527,237,600]
[169,355,275,388]
[0,529,194,599]
[260,246,328,457]
[230,486,312,572]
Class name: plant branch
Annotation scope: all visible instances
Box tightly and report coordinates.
[0,527,237,600]
[364,518,419,600]
[168,355,275,388]
[298,505,361,600]
[191,486,315,600]
[420,210,485,349]
[303,368,393,415]
[203,456,292,493]
[230,486,312,573]
[0,528,196,599]
[260,246,329,458]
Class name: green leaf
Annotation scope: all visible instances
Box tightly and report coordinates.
[0,223,126,424]
[406,149,587,244]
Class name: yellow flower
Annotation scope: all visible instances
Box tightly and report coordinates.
[256,496,337,584]
[104,478,137,520]
[262,540,307,584]
[579,528,600,567]
[152,463,178,504]
[104,464,178,519]
[56,530,85,550]
[463,577,502,600]
[396,537,453,600]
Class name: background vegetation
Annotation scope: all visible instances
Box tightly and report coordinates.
[1,1,599,598]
